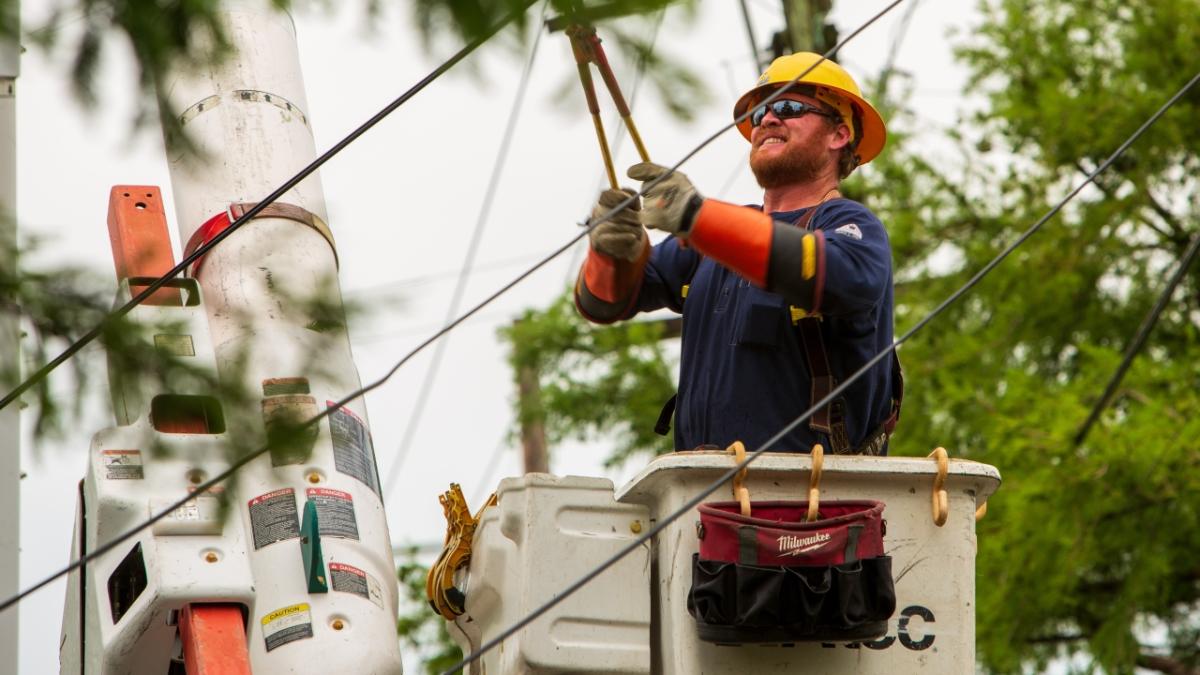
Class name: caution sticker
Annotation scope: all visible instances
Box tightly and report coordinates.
[153,333,196,356]
[330,563,384,608]
[306,488,359,540]
[102,450,143,480]
[327,402,381,496]
[261,603,313,652]
[248,488,300,550]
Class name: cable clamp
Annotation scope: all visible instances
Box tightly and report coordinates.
[183,201,337,278]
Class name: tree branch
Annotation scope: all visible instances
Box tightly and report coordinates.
[1027,633,1087,644]
[1137,653,1200,675]
[1074,161,1176,242]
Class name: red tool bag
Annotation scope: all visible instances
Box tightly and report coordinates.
[686,500,895,644]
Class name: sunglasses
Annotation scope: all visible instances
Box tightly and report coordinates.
[750,99,839,127]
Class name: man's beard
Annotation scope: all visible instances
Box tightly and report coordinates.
[749,133,828,188]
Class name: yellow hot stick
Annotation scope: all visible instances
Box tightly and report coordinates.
[590,110,620,190]
[587,29,651,163]
[570,31,620,191]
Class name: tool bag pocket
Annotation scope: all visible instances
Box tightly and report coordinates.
[686,500,895,644]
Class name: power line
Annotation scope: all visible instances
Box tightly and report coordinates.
[1,0,898,618]
[440,64,1200,675]
[877,0,921,98]
[1074,228,1200,446]
[343,252,550,298]
[14,1,1190,627]
[380,1,550,499]
[737,0,765,74]
[0,1,537,415]
[0,4,542,617]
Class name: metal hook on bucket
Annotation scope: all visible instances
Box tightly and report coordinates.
[727,441,751,517]
[806,444,824,522]
[928,447,950,527]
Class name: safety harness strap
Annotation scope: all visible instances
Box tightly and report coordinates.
[793,204,903,454]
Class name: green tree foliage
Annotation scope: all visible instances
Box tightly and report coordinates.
[21,0,703,140]
[396,549,463,674]
[502,2,1200,673]
[924,2,1199,672]
[500,292,675,467]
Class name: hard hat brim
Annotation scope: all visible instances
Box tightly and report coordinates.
[733,82,887,165]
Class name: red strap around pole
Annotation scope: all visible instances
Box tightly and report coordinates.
[179,603,252,675]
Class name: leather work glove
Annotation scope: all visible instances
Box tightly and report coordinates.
[588,188,646,262]
[627,162,704,236]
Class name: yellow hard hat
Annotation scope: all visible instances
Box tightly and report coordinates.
[733,52,887,165]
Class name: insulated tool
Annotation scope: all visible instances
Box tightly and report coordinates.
[565,23,651,189]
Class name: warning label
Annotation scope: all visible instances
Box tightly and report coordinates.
[306,488,359,540]
[261,603,313,652]
[102,450,143,480]
[327,402,381,496]
[330,563,384,608]
[172,502,200,522]
[248,488,300,550]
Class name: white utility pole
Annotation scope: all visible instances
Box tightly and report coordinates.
[0,3,20,673]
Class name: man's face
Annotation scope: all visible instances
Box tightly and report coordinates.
[748,93,845,189]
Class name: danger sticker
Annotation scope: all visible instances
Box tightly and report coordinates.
[261,603,313,652]
[102,450,143,480]
[306,488,359,540]
[330,563,384,608]
[248,488,300,550]
[327,402,381,496]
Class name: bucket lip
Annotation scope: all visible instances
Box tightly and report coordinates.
[699,499,885,529]
[615,452,1002,504]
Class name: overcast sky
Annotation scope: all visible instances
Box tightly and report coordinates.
[13,1,980,671]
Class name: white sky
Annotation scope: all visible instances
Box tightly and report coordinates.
[13,1,983,672]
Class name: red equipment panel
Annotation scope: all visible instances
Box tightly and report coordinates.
[179,603,252,675]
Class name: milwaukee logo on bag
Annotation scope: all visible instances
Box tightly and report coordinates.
[777,531,831,556]
[687,499,896,644]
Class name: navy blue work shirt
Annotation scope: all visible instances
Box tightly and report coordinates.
[634,198,896,453]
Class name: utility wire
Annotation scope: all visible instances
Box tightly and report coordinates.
[1,0,900,618]
[0,0,902,619]
[0,5,542,617]
[0,200,584,617]
[441,65,1200,675]
[737,0,765,73]
[381,0,550,499]
[0,1,536,415]
[18,0,1187,625]
[344,251,550,297]
[877,0,920,98]
[0,0,940,621]
[1074,228,1200,446]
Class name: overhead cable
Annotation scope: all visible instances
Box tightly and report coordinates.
[1,0,904,620]
[381,0,550,499]
[1,0,898,617]
[737,0,765,74]
[1074,228,1200,446]
[0,0,536,415]
[16,3,1191,627]
[441,66,1200,675]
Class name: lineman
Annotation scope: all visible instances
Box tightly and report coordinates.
[573,52,901,455]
